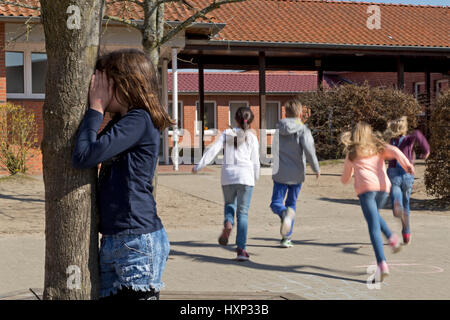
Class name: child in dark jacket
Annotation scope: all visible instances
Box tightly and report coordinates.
[73,49,174,300]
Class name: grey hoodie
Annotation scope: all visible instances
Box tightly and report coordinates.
[272,118,320,185]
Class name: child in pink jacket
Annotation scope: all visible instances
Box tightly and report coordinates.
[340,122,414,283]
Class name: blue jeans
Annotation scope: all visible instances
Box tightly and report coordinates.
[358,191,392,264]
[99,228,170,298]
[270,182,302,238]
[387,167,414,234]
[222,184,254,250]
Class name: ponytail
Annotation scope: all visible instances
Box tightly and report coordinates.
[233,107,254,149]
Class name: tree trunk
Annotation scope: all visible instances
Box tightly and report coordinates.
[142,0,164,196]
[40,0,104,300]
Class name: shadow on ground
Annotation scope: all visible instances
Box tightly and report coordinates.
[169,240,368,284]
[250,237,371,257]
[319,197,449,212]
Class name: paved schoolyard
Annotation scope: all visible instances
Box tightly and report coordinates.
[1,161,449,299]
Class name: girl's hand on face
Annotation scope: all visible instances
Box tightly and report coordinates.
[89,70,113,114]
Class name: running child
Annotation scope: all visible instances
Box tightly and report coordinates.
[384,116,430,244]
[192,107,260,261]
[73,49,173,300]
[340,122,414,282]
[270,98,320,248]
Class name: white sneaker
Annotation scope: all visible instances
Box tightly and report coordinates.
[280,238,293,248]
[281,207,295,237]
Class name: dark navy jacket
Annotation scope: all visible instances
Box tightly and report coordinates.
[72,108,162,235]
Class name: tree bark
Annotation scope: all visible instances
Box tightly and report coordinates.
[40,0,104,300]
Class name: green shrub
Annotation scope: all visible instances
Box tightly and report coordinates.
[0,104,38,175]
[425,89,450,201]
[297,83,423,160]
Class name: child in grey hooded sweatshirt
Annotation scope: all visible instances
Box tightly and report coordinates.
[270,98,320,248]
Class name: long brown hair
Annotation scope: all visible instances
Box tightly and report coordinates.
[232,106,254,148]
[95,49,175,130]
[340,122,386,161]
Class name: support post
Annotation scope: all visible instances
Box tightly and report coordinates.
[172,48,179,171]
[162,58,170,164]
[198,59,205,154]
[397,58,405,91]
[259,51,268,165]
[317,69,323,91]
[425,69,431,136]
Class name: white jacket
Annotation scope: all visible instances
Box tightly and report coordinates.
[194,128,260,186]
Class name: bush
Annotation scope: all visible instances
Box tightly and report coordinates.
[425,89,450,201]
[297,83,423,160]
[0,103,38,175]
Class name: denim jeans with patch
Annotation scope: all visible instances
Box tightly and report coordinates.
[99,228,170,298]
[387,167,415,234]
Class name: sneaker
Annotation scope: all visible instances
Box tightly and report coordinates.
[218,221,232,246]
[402,233,411,245]
[280,238,293,248]
[389,233,402,253]
[236,248,250,261]
[281,207,295,237]
[373,261,390,283]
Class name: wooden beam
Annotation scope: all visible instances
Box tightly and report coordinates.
[198,60,205,153]
[425,69,431,136]
[397,57,405,90]
[259,51,266,129]
[317,69,324,91]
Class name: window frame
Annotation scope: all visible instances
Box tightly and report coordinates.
[195,100,217,136]
[436,79,448,98]
[6,43,46,100]
[414,82,425,100]
[265,100,281,134]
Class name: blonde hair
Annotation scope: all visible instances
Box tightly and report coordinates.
[341,122,386,161]
[284,98,303,118]
[384,116,408,140]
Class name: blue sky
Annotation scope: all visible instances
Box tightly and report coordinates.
[345,0,448,5]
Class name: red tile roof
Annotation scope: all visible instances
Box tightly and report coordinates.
[0,0,448,48]
[167,71,331,93]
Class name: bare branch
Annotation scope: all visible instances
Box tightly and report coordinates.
[104,14,142,30]
[6,16,34,46]
[157,0,245,48]
[106,0,144,7]
[0,0,40,11]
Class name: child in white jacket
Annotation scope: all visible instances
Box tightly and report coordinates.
[193,107,260,261]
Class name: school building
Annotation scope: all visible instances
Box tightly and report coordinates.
[0,0,448,173]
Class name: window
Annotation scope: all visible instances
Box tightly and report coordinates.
[436,80,448,97]
[168,101,183,129]
[196,101,216,133]
[266,101,280,130]
[414,82,425,99]
[6,49,46,98]
[6,52,24,94]
[229,101,248,127]
[31,53,47,94]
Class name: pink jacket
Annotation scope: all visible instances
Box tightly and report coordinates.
[341,144,414,196]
